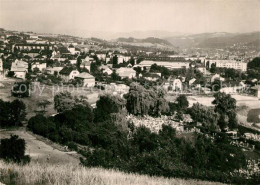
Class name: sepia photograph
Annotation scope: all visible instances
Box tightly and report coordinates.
[0,0,260,184]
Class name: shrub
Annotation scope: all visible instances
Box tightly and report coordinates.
[0,135,30,164]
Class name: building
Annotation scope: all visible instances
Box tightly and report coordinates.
[207,60,247,72]
[59,67,79,82]
[75,72,95,87]
[137,60,190,70]
[10,59,28,79]
[116,67,136,79]
[12,43,53,52]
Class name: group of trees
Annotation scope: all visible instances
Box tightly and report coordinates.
[0,99,26,127]
[188,92,237,131]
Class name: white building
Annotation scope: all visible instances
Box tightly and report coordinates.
[137,60,190,70]
[207,60,247,72]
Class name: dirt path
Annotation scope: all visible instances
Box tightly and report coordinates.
[0,130,79,165]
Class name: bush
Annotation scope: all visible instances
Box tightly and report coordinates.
[0,135,30,164]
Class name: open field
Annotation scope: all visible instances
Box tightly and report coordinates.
[0,161,226,185]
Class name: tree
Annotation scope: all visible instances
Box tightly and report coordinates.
[129,57,135,66]
[0,135,30,164]
[37,100,51,113]
[175,95,189,111]
[94,94,126,122]
[111,70,121,81]
[211,79,221,92]
[54,92,88,113]
[125,83,169,116]
[9,99,26,126]
[247,57,260,70]
[212,92,237,130]
[189,103,219,131]
[112,55,118,66]
[7,71,14,77]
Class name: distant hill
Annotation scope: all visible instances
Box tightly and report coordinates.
[116,37,173,46]
[165,32,260,48]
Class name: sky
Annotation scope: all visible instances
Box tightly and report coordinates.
[0,0,260,38]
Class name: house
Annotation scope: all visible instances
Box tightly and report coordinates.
[31,62,47,72]
[211,74,225,82]
[45,67,63,76]
[100,65,113,75]
[75,72,95,87]
[10,60,28,79]
[59,67,79,82]
[116,67,136,79]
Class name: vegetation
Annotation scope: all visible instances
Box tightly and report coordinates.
[26,90,257,184]
[0,161,225,185]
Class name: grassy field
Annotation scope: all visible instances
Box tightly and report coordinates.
[0,161,226,185]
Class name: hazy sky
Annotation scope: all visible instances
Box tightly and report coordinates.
[1,0,260,38]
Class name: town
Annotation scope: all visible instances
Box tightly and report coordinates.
[0,26,260,184]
